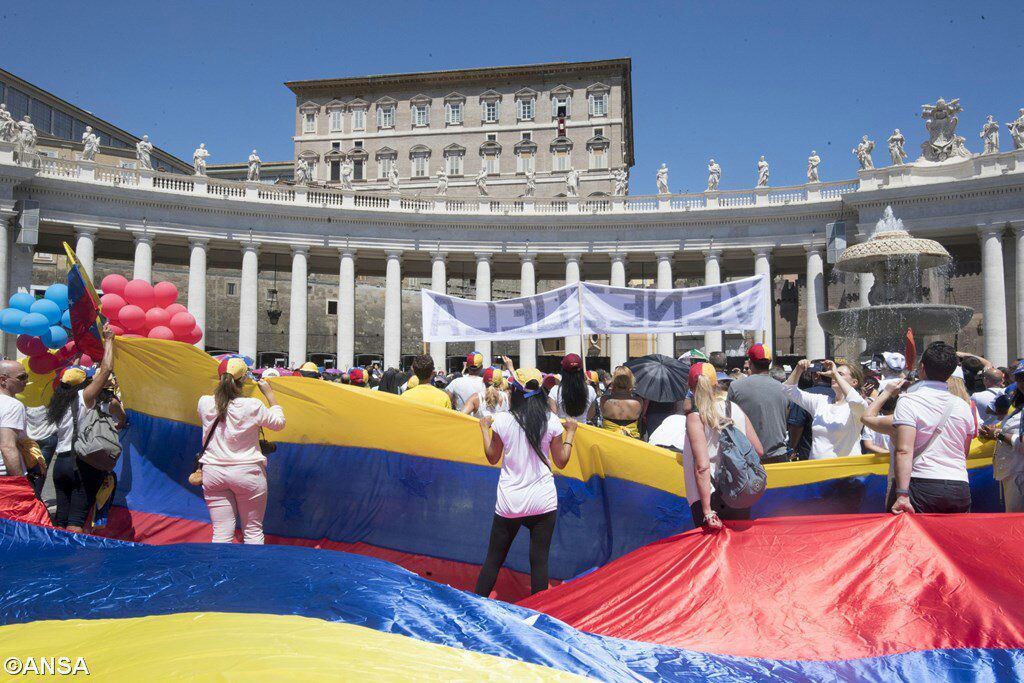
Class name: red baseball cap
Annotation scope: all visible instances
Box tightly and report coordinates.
[349,367,365,385]
[561,353,583,372]
[747,344,772,363]
[466,352,484,368]
[688,362,717,389]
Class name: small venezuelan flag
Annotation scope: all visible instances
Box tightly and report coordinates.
[63,242,105,361]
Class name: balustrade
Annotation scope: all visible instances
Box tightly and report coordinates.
[153,174,195,192]
[207,179,245,198]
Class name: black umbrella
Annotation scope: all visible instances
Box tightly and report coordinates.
[624,354,690,403]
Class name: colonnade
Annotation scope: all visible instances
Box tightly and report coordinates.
[61,224,1024,369]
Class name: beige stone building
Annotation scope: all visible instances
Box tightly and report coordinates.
[285,59,634,198]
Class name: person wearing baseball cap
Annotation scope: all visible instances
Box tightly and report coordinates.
[195,354,285,545]
[548,353,596,424]
[446,351,487,411]
[297,361,320,379]
[727,344,792,463]
[462,365,510,418]
[401,354,451,410]
[348,367,367,387]
[474,355,576,598]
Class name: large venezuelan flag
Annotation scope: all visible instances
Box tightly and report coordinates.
[101,339,1001,601]
[1,515,1021,681]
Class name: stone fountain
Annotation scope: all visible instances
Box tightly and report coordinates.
[817,206,974,355]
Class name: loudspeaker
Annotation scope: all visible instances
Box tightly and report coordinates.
[13,200,39,246]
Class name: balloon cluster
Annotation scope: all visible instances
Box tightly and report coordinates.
[0,284,73,359]
[99,275,202,344]
[17,334,92,375]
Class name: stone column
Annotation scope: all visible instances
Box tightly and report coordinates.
[475,252,492,360]
[429,251,446,372]
[133,233,154,283]
[752,247,773,347]
[238,242,259,360]
[337,249,356,370]
[519,253,537,368]
[657,251,676,356]
[979,225,1008,366]
[564,252,582,356]
[858,271,874,354]
[74,226,97,281]
[384,250,402,369]
[703,249,722,353]
[288,246,309,367]
[1015,225,1024,360]
[0,220,10,313]
[187,238,208,350]
[805,245,827,360]
[609,252,628,368]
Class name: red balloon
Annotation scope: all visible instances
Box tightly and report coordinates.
[28,353,60,374]
[100,274,129,297]
[187,325,203,344]
[100,293,127,320]
[153,281,178,309]
[109,324,126,337]
[16,334,48,357]
[79,354,94,368]
[118,304,146,332]
[145,307,171,331]
[165,303,188,317]
[169,311,196,335]
[147,325,175,340]
[124,280,155,310]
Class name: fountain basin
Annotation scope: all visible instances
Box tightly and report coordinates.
[818,304,975,338]
[835,231,950,273]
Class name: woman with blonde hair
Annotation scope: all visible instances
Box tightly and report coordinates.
[196,357,285,544]
[650,362,763,530]
[947,367,981,431]
[783,359,866,459]
[462,365,511,418]
[599,366,642,438]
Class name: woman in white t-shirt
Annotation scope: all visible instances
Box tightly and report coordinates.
[649,362,763,530]
[548,353,596,424]
[783,359,866,459]
[474,363,576,597]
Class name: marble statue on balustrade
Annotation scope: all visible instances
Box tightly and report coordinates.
[854,135,875,170]
[524,168,536,197]
[339,158,354,190]
[15,116,37,163]
[435,168,448,196]
[193,143,209,176]
[388,165,400,192]
[247,150,261,181]
[706,159,720,191]
[807,151,820,183]
[756,156,769,187]
[295,157,311,185]
[1006,109,1024,150]
[981,115,1000,155]
[612,166,628,196]
[476,167,488,196]
[951,134,971,159]
[919,98,965,162]
[887,130,907,165]
[0,104,17,143]
[656,163,669,194]
[566,167,580,197]
[136,135,153,170]
[81,126,100,162]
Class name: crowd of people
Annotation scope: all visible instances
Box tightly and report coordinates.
[3,330,1021,599]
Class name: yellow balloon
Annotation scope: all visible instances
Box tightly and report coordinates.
[17,356,55,408]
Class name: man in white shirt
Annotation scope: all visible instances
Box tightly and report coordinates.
[0,360,30,477]
[971,367,1005,426]
[446,352,486,411]
[889,342,976,514]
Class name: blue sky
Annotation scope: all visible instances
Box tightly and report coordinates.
[2,1,1023,193]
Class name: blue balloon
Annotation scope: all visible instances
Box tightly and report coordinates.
[30,298,62,326]
[8,292,35,312]
[0,308,26,334]
[61,310,71,328]
[44,284,69,311]
[42,325,69,349]
[19,312,50,337]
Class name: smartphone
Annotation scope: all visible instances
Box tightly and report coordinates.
[493,356,504,366]
[808,362,824,374]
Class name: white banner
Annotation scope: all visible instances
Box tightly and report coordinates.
[421,275,768,343]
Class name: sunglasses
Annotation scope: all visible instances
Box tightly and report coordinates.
[2,374,28,382]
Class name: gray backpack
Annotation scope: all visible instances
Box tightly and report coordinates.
[713,403,767,509]
[72,402,122,472]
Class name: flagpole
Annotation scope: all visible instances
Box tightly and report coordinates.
[577,281,587,373]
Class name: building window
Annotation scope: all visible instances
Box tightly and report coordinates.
[353,159,364,181]
[412,155,428,178]
[487,134,497,142]
[329,110,343,132]
[516,97,535,121]
[593,128,604,137]
[445,101,463,125]
[52,110,73,140]
[331,160,341,181]
[522,131,532,141]
[377,106,395,129]
[303,112,316,134]
[352,109,366,130]
[552,95,571,118]
[553,151,570,172]
[445,153,463,176]
[588,93,608,117]
[589,147,608,170]
[484,155,499,174]
[354,140,363,148]
[483,100,499,123]
[7,87,29,119]
[226,282,237,296]
[413,104,429,127]
[326,299,338,315]
[30,99,53,135]
[378,156,395,179]
[516,151,534,173]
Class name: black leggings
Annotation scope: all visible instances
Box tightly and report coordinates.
[690,490,751,527]
[51,452,106,528]
[474,510,557,597]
